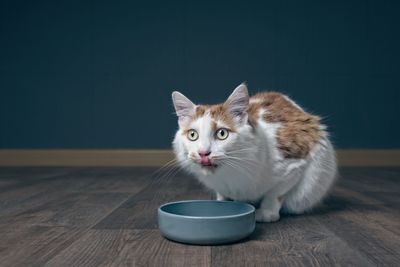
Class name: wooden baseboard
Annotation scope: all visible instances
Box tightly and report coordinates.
[0,149,399,167]
[336,150,400,167]
[0,150,174,167]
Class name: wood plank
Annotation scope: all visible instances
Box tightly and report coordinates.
[0,192,131,227]
[0,224,83,267]
[0,169,135,227]
[315,187,400,265]
[211,216,374,267]
[94,171,212,230]
[0,149,399,166]
[316,211,400,266]
[0,168,84,216]
[339,167,400,192]
[337,167,400,211]
[44,230,211,267]
[66,167,157,193]
[0,167,74,179]
[0,167,78,192]
[0,167,153,217]
[0,167,156,266]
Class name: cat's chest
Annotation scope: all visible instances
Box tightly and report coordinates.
[197,166,274,201]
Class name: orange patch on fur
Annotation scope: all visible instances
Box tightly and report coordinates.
[208,104,236,131]
[195,106,206,118]
[188,104,236,131]
[211,120,218,132]
[249,92,323,159]
[180,106,207,134]
[181,128,191,136]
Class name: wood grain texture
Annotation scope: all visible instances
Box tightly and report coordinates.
[211,217,374,267]
[44,230,211,267]
[0,224,83,267]
[0,149,399,166]
[94,171,212,230]
[0,167,398,266]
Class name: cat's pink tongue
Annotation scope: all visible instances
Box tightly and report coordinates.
[200,156,212,166]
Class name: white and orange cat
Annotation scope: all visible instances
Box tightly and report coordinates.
[172,84,337,222]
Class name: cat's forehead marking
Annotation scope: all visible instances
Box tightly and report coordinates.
[182,111,212,133]
[195,105,207,118]
[194,104,236,131]
[182,114,231,135]
[180,104,237,133]
[211,120,218,132]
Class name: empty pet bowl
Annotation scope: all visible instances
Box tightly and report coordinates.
[158,200,255,245]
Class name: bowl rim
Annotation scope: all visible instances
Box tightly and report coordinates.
[158,200,255,220]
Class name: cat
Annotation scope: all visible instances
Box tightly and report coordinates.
[171,83,337,222]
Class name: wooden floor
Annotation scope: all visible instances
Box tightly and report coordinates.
[0,167,399,266]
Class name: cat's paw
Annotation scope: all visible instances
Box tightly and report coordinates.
[216,192,228,201]
[255,209,280,222]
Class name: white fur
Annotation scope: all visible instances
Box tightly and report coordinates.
[172,84,337,222]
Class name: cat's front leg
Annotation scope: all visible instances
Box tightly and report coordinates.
[256,175,302,222]
[255,196,282,222]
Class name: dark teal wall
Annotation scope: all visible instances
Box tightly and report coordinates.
[1,1,399,149]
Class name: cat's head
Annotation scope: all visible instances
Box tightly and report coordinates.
[172,84,252,175]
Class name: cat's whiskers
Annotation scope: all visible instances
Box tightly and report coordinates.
[213,155,257,177]
[151,158,179,180]
[152,158,193,183]
[156,159,191,182]
[221,158,255,180]
[227,147,255,153]
[219,154,259,168]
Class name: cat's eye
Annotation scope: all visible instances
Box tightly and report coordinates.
[187,129,199,141]
[216,128,229,140]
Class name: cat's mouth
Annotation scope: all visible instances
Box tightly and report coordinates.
[200,162,218,168]
[187,154,219,174]
[198,162,218,175]
[196,160,218,169]
[188,154,218,169]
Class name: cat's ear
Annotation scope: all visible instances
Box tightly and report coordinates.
[225,83,249,123]
[172,91,196,124]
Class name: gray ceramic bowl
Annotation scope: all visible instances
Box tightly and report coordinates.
[158,200,255,245]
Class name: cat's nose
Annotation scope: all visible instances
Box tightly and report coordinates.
[198,150,211,157]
